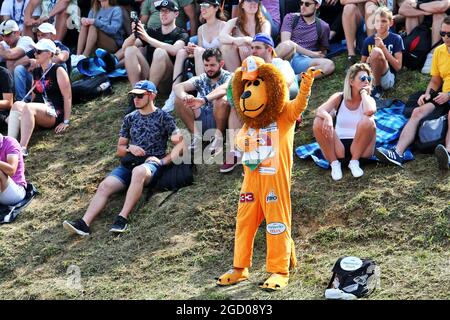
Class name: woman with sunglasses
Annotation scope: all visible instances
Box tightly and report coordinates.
[313,63,377,180]
[7,39,71,157]
[219,0,270,72]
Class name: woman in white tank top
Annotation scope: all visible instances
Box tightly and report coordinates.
[163,0,227,111]
[172,0,226,79]
[313,63,377,181]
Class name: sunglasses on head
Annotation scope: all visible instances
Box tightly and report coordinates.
[359,75,372,82]
[439,31,450,37]
[300,1,315,7]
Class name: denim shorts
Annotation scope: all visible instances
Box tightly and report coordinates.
[195,107,216,134]
[290,53,312,74]
[109,161,161,187]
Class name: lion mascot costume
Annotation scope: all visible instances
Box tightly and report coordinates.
[217,56,320,290]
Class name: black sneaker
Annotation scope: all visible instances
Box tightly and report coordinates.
[345,55,358,72]
[375,147,404,167]
[109,215,128,233]
[63,218,90,236]
[434,144,450,170]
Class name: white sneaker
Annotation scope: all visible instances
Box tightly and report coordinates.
[162,91,176,113]
[330,160,343,181]
[188,135,202,152]
[348,160,364,178]
[325,288,357,300]
[208,135,223,156]
[421,52,433,74]
[71,54,86,68]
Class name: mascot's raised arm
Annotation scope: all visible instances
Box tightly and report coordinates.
[217,56,321,291]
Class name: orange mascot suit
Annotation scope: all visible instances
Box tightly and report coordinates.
[217,56,320,290]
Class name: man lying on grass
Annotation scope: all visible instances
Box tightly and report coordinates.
[63,80,184,235]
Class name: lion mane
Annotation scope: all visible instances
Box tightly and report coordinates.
[232,63,288,129]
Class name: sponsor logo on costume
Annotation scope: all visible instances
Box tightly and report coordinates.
[239,192,254,203]
[258,167,277,175]
[266,191,278,203]
[260,122,278,133]
[266,222,286,235]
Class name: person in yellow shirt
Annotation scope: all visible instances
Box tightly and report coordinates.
[375,16,450,170]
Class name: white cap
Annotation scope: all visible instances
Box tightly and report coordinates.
[38,22,56,35]
[33,39,57,54]
[314,0,322,6]
[0,21,5,36]
[2,20,19,36]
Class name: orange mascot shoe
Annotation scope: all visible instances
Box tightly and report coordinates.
[217,268,249,286]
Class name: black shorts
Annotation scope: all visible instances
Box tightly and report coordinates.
[340,138,353,160]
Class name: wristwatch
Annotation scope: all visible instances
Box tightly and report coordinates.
[63,119,70,125]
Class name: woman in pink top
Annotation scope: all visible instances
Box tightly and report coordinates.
[0,134,26,205]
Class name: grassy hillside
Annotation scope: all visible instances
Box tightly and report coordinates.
[0,55,448,300]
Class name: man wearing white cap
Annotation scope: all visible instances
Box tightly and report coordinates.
[0,20,34,72]
[0,0,34,31]
[14,22,69,102]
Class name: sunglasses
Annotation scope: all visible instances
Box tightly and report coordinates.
[132,93,146,99]
[359,75,372,82]
[35,49,49,55]
[200,3,214,9]
[300,1,316,7]
[439,31,450,37]
[244,0,260,3]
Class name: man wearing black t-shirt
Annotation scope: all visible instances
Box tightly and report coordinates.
[123,0,189,92]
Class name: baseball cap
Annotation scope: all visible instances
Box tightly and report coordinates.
[314,0,322,6]
[38,22,57,35]
[155,0,179,11]
[252,33,277,56]
[199,0,220,5]
[241,56,265,81]
[33,39,57,54]
[2,20,19,36]
[129,80,158,94]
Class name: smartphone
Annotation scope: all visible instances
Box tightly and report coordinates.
[130,11,139,38]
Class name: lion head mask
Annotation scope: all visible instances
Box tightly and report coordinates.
[232,56,288,129]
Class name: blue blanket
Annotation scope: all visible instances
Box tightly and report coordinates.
[295,100,414,169]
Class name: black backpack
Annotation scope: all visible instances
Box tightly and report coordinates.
[402,24,431,70]
[327,257,379,298]
[151,163,194,192]
[415,111,448,153]
[71,74,113,103]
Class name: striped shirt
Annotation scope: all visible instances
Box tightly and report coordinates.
[281,13,330,52]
